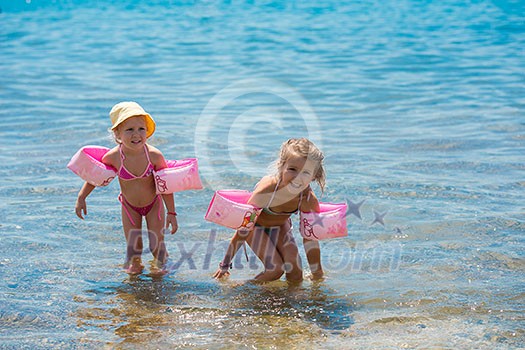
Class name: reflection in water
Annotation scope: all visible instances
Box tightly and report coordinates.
[77,277,225,346]
[3,0,523,347]
[224,282,354,332]
[75,277,354,347]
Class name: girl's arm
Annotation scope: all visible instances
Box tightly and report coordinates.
[213,229,250,279]
[214,175,270,278]
[301,189,324,279]
[303,239,323,279]
[76,148,117,220]
[75,182,96,219]
[150,147,178,234]
[162,193,178,234]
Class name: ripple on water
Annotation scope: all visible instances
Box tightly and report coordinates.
[1,1,524,348]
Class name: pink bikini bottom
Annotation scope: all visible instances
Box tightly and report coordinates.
[118,193,162,226]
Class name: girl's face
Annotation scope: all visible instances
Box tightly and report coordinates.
[281,155,317,194]
[115,116,148,148]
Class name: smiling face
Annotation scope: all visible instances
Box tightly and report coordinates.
[281,154,318,194]
[114,116,148,149]
[275,138,326,193]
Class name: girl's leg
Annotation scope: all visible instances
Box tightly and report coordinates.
[121,205,144,274]
[145,197,168,269]
[273,220,303,282]
[245,227,285,282]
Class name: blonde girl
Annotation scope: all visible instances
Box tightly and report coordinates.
[213,138,326,282]
[75,102,178,275]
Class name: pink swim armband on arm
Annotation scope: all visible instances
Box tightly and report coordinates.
[154,158,203,194]
[299,202,349,240]
[67,146,117,187]
[205,190,261,230]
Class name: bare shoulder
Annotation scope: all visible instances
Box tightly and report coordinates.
[146,144,163,157]
[300,189,320,212]
[252,175,277,194]
[102,146,120,168]
[249,175,277,208]
[146,144,167,168]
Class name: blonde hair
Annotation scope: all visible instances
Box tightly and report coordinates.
[274,138,326,193]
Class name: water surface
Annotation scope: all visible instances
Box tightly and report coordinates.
[0,0,523,348]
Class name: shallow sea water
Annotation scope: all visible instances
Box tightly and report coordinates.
[0,0,524,349]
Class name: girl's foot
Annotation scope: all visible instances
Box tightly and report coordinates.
[149,259,168,276]
[311,269,324,281]
[124,257,144,275]
[149,266,168,276]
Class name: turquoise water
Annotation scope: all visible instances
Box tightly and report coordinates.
[1,0,524,348]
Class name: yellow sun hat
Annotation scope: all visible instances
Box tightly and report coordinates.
[109,101,156,138]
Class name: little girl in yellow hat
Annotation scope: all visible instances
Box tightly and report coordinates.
[74,101,178,275]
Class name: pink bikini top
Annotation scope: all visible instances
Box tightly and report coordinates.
[118,145,155,180]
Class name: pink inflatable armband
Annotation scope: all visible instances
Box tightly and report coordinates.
[154,158,203,194]
[67,146,117,187]
[299,202,348,240]
[205,190,261,230]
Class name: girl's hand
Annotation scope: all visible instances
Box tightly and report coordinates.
[75,182,96,220]
[166,214,178,234]
[75,197,87,219]
[213,268,230,279]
